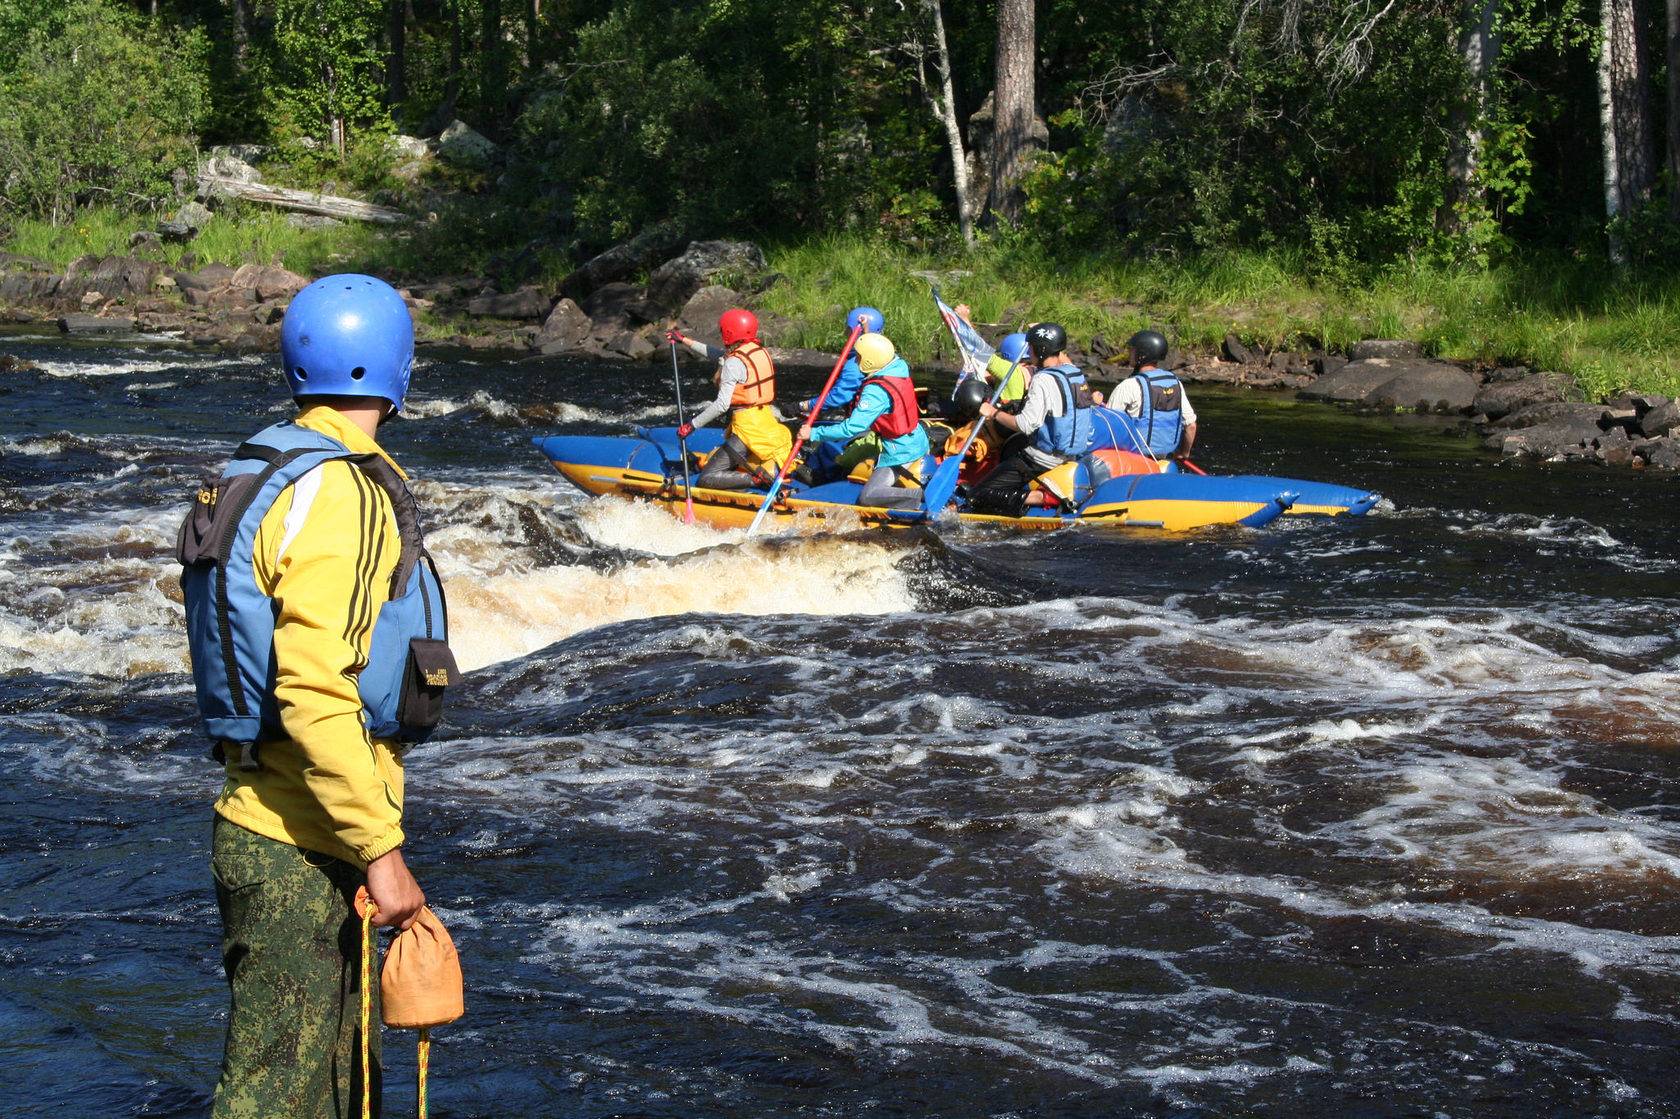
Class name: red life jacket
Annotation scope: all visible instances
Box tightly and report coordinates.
[866,374,920,439]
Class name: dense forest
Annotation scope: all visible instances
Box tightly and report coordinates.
[3,0,1676,264]
[3,1,1680,390]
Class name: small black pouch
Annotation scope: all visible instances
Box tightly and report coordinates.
[398,637,461,740]
[177,473,261,567]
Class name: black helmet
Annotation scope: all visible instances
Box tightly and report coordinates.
[1127,329,1169,366]
[1026,322,1067,359]
[951,376,990,420]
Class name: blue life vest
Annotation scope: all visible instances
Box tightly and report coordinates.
[1033,364,1095,460]
[177,421,453,752]
[1133,369,1185,457]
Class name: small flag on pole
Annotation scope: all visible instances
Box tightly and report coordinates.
[931,288,993,380]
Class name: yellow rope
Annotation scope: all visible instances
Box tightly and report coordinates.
[360,898,375,1119]
[417,1028,431,1119]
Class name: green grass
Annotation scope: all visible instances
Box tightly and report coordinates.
[8,208,1680,400]
[759,235,1680,400]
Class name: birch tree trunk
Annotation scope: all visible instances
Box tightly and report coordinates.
[989,0,1037,224]
[1441,0,1498,233]
[924,0,974,245]
[1598,0,1655,262]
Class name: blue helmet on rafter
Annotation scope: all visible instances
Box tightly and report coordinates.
[998,332,1030,363]
[280,274,415,411]
[846,305,885,334]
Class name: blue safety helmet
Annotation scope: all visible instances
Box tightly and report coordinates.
[280,274,415,411]
[846,305,885,334]
[998,332,1030,363]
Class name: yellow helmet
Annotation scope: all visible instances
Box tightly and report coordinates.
[854,332,896,374]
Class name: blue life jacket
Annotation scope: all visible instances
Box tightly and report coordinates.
[1033,364,1095,460]
[177,421,454,754]
[1133,369,1185,457]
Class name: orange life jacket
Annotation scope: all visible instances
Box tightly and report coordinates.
[719,341,776,407]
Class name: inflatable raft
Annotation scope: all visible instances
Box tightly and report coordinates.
[533,427,1379,533]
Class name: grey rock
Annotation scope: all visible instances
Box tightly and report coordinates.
[174,263,237,298]
[1327,358,1479,412]
[199,151,262,185]
[286,213,345,231]
[1486,365,1533,383]
[559,222,686,300]
[0,271,59,302]
[1313,353,1348,379]
[1491,401,1606,431]
[678,285,743,335]
[1348,339,1423,361]
[392,134,432,160]
[0,352,42,373]
[1471,372,1572,421]
[581,281,652,327]
[1639,399,1680,438]
[605,329,657,361]
[645,240,767,313]
[1222,333,1256,364]
[533,297,592,351]
[129,230,162,251]
[229,263,309,302]
[1299,357,1420,404]
[57,313,134,335]
[465,287,551,319]
[1489,412,1606,457]
[1641,437,1680,470]
[436,120,497,168]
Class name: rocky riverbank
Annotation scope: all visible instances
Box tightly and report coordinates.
[3,236,1677,473]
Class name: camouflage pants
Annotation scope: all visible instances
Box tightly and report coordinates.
[211,817,381,1119]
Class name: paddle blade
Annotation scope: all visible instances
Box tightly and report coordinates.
[920,455,963,519]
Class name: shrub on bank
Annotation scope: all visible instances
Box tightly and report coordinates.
[0,0,207,224]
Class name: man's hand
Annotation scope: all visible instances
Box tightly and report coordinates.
[1091,390,1106,407]
[366,848,424,930]
[676,422,694,439]
[954,303,973,323]
[796,424,814,443]
[978,401,997,419]
[666,327,686,345]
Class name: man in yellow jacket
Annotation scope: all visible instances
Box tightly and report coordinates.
[180,274,456,1118]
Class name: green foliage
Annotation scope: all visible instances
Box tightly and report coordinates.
[270,0,391,150]
[0,0,207,222]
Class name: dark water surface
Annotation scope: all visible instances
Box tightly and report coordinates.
[2,332,1678,1118]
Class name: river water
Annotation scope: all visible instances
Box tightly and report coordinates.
[2,332,1678,1118]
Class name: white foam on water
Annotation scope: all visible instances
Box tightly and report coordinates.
[1324,754,1680,883]
[442,529,916,672]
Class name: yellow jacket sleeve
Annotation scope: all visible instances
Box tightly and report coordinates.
[258,459,405,863]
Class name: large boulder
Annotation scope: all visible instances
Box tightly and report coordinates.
[1491,401,1605,431]
[58,313,134,335]
[0,269,59,303]
[1348,339,1423,361]
[558,222,686,301]
[199,150,263,184]
[677,285,743,336]
[644,240,767,313]
[57,255,161,305]
[1640,398,1680,438]
[581,281,652,327]
[436,120,498,168]
[159,200,214,242]
[1471,372,1572,420]
[227,263,309,303]
[534,298,592,353]
[1299,358,1415,403]
[1301,356,1478,412]
[1486,404,1606,457]
[605,329,658,361]
[465,286,551,319]
[1642,437,1680,470]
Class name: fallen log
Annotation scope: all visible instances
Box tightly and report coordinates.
[196,174,410,224]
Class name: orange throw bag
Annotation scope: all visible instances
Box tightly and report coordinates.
[382,905,465,1029]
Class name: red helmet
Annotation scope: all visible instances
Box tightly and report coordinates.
[719,308,758,346]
